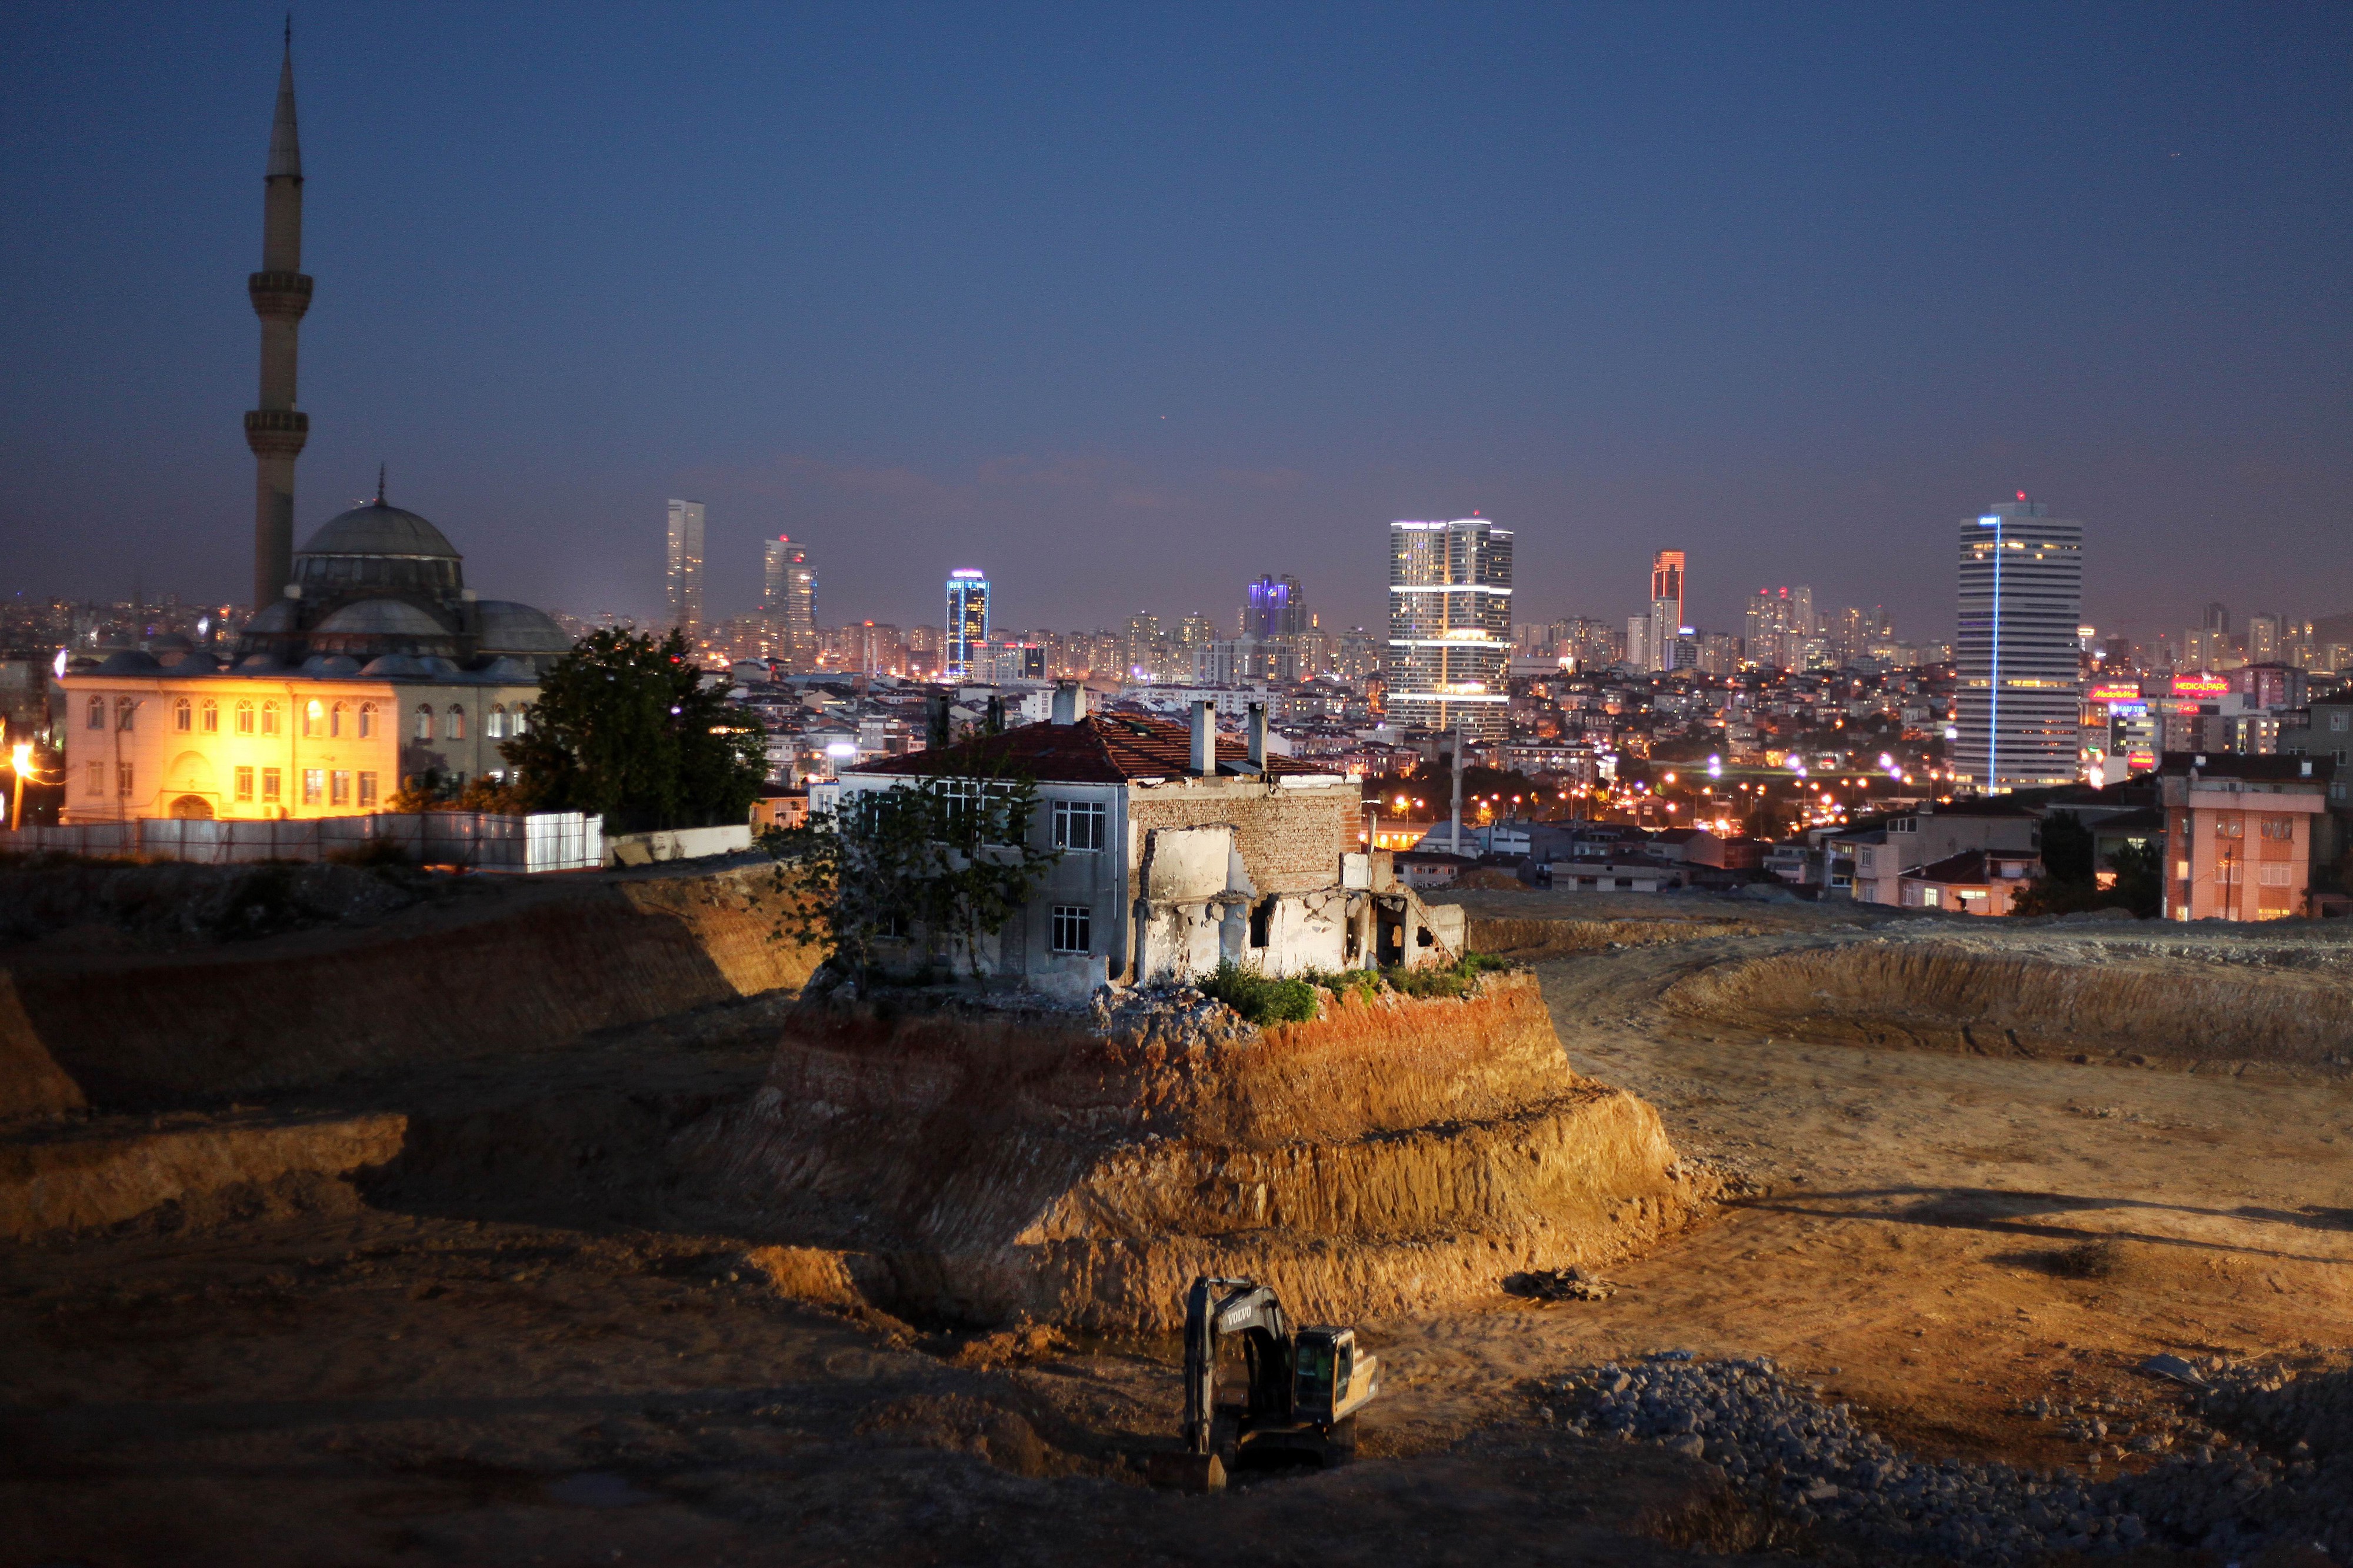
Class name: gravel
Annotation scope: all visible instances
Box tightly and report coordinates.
[1545,1351,2352,1564]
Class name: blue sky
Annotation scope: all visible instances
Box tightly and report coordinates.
[3,2,2348,642]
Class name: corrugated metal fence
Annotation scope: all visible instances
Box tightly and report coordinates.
[0,812,603,873]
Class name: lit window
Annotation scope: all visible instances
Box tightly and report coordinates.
[260,702,280,737]
[303,768,325,805]
[447,705,467,740]
[331,770,351,807]
[235,766,254,802]
[358,701,377,739]
[358,771,378,808]
[236,699,255,735]
[415,706,434,741]
[174,697,192,732]
[201,699,219,733]
[303,699,324,738]
[2259,817,2294,842]
[85,695,104,730]
[331,702,346,739]
[115,762,134,797]
[511,706,529,735]
[2214,817,2243,839]
[1050,904,1092,955]
[487,705,506,740]
[1052,799,1106,851]
[261,768,282,804]
[115,696,135,731]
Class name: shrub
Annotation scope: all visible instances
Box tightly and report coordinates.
[1199,960,1320,1025]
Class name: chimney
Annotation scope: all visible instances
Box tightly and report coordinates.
[1246,702,1268,768]
[1189,700,1216,776]
[1052,680,1086,725]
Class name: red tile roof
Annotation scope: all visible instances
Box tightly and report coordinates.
[849,715,1333,785]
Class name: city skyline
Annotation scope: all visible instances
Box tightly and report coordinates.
[4,7,2349,642]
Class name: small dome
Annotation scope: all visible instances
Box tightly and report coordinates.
[95,649,162,675]
[244,599,302,633]
[146,632,195,653]
[358,653,462,679]
[298,499,461,561]
[476,655,538,681]
[158,650,224,672]
[474,600,572,655]
[300,653,363,676]
[314,598,451,636]
[236,652,285,672]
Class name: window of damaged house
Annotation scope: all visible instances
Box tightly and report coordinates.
[1051,798,1105,851]
[1249,896,1276,948]
[1050,904,1092,954]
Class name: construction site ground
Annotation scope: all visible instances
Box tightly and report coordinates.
[8,885,2353,1564]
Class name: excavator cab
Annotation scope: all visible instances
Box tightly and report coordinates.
[1291,1326,1377,1430]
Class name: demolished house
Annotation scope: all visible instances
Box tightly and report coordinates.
[822,690,1464,997]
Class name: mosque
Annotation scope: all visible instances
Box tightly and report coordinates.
[59,36,569,823]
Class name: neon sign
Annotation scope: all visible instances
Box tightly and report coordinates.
[2170,674,2229,697]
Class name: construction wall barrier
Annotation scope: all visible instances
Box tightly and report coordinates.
[0,812,604,873]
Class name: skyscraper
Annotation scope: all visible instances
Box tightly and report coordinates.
[1647,550,1685,672]
[665,500,705,638]
[244,27,311,610]
[1244,574,1303,639]
[1388,518,1512,740]
[1954,500,2084,793]
[945,570,989,678]
[763,535,815,668]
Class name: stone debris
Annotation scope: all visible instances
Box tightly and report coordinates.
[1502,1266,1616,1302]
[1548,1352,2353,1564]
[1087,983,1260,1051]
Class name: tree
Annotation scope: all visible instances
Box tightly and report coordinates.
[764,772,1061,987]
[498,629,766,832]
[2009,835,2162,919]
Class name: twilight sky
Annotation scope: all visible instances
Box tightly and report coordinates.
[2,2,2349,645]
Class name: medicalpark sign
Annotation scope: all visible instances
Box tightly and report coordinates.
[2169,673,2231,698]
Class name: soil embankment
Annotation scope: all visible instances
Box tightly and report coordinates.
[682,972,1711,1331]
[1665,933,2353,1074]
[0,861,816,1116]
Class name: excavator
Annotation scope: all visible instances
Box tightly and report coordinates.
[1154,1276,1380,1491]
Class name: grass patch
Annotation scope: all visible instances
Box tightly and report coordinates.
[1381,951,1512,999]
[1198,960,1321,1025]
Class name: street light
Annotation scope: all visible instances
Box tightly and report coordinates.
[8,742,31,832]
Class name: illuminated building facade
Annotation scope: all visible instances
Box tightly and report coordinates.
[1387,518,1512,740]
[1953,500,2083,793]
[1244,574,1303,639]
[764,535,815,668]
[1647,549,1684,672]
[945,571,989,678]
[665,500,706,638]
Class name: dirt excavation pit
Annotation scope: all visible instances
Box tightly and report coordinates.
[1665,929,2353,1073]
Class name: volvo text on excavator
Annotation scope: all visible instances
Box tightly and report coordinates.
[1160,1276,1379,1490]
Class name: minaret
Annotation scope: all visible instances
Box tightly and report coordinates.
[244,25,312,610]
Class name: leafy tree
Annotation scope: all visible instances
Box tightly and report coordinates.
[2039,811,2095,882]
[764,772,1061,987]
[2009,835,2162,919]
[499,629,766,832]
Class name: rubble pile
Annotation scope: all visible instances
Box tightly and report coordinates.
[1548,1352,2352,1565]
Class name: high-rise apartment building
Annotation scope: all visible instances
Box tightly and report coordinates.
[1244,574,1304,639]
[1647,550,1685,672]
[1742,586,1818,670]
[1388,518,1512,740]
[762,535,815,668]
[665,499,706,638]
[1953,500,2084,793]
[945,571,989,679]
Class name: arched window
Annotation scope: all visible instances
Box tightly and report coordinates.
[200,699,219,733]
[358,701,377,739]
[330,701,346,738]
[446,705,467,740]
[259,701,281,737]
[86,695,104,729]
[235,699,255,735]
[115,696,136,731]
[511,706,529,736]
[486,705,506,740]
[174,697,192,732]
[415,705,435,742]
[302,699,324,738]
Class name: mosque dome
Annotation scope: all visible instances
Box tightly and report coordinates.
[314,598,450,637]
[474,600,573,656]
[298,499,461,561]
